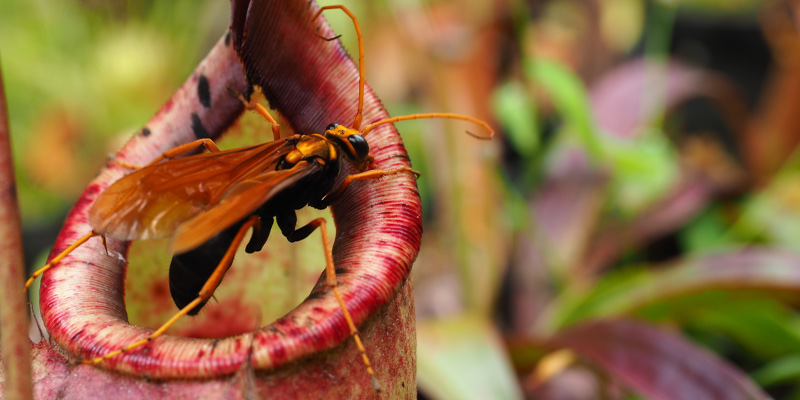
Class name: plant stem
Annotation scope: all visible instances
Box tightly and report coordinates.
[0,57,33,400]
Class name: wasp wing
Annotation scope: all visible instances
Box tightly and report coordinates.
[89,139,294,240]
[170,160,323,254]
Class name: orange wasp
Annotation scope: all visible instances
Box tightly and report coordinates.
[26,4,492,388]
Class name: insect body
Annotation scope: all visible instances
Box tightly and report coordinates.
[166,125,372,314]
[92,126,373,314]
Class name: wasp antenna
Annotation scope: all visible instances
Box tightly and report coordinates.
[360,113,494,140]
[313,5,365,130]
[464,130,493,140]
[315,33,342,42]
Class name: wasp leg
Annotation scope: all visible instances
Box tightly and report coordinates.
[244,217,272,254]
[229,85,281,141]
[107,154,142,170]
[24,232,99,292]
[317,166,421,207]
[146,138,222,166]
[82,215,259,365]
[109,139,223,170]
[276,210,315,243]
[169,220,257,314]
[285,216,379,390]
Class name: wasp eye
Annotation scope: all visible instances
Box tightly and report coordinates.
[326,123,338,131]
[347,134,370,160]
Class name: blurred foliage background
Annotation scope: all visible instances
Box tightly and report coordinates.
[5,0,800,398]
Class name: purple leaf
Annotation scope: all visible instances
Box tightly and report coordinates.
[557,319,770,400]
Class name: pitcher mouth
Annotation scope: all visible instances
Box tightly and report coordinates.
[38,0,420,381]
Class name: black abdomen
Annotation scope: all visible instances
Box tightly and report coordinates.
[168,222,244,315]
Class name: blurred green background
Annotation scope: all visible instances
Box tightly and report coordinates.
[6,0,800,399]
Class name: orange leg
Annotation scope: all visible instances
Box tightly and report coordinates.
[230,85,281,141]
[24,232,99,292]
[323,167,420,205]
[113,139,222,169]
[309,217,379,390]
[148,139,222,166]
[82,216,259,365]
[108,154,140,170]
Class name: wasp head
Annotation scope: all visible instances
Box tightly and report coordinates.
[324,123,373,171]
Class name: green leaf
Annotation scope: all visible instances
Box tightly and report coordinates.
[542,249,800,332]
[681,206,735,252]
[752,355,800,387]
[603,130,678,213]
[680,0,760,14]
[417,315,523,400]
[679,298,800,359]
[492,82,539,157]
[732,169,800,249]
[524,59,603,161]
